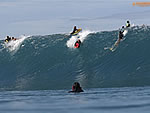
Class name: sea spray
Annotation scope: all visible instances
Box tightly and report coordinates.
[0,26,150,90]
[66,30,92,48]
[3,35,29,55]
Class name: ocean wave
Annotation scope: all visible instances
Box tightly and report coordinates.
[0,25,150,91]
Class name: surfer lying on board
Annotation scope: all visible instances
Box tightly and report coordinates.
[5,36,11,42]
[5,36,18,42]
[12,37,17,41]
[74,39,81,48]
[68,82,84,93]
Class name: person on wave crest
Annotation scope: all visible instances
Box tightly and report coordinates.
[12,37,17,41]
[70,26,81,35]
[74,39,81,48]
[126,20,130,28]
[68,82,84,93]
[5,36,18,43]
[71,26,77,35]
[5,36,11,42]
[112,20,131,48]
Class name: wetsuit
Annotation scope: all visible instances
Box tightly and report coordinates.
[126,23,130,28]
[68,82,84,93]
[71,26,77,34]
[5,37,11,42]
[74,40,81,48]
[119,31,124,39]
[72,86,83,92]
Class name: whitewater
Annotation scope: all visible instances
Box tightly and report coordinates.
[0,25,150,90]
[0,25,150,113]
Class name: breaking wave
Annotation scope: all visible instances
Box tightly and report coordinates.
[0,25,150,91]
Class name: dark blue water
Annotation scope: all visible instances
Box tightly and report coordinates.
[0,0,150,112]
[0,25,150,91]
[0,25,150,113]
[0,87,150,113]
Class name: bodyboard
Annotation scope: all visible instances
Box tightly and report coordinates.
[71,28,82,36]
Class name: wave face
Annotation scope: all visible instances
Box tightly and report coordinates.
[0,26,150,91]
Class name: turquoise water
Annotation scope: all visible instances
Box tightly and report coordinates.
[0,87,150,113]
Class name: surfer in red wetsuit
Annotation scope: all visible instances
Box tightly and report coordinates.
[74,39,81,48]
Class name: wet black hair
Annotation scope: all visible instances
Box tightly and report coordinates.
[73,82,80,87]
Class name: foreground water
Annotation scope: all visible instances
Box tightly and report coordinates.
[0,87,150,113]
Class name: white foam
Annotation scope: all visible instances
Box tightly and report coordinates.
[4,35,29,53]
[66,30,92,48]
[123,30,128,36]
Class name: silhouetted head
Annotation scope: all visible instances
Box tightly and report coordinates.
[127,20,130,23]
[122,26,124,29]
[70,82,83,93]
[73,82,80,87]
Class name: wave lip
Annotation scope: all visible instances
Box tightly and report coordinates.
[2,35,29,54]
[66,30,93,48]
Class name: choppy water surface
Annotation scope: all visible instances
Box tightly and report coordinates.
[0,87,150,113]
